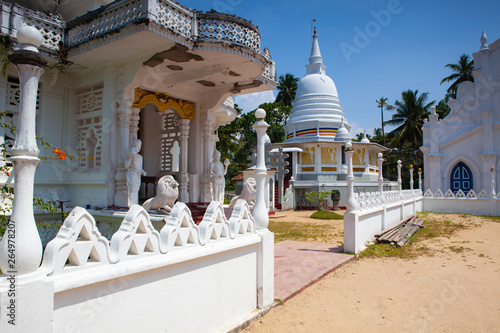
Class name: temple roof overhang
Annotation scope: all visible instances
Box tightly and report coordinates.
[0,0,277,98]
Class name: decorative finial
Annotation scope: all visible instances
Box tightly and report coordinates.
[17,25,43,53]
[430,106,436,115]
[480,30,489,50]
[255,108,266,120]
[313,27,317,37]
[346,141,352,150]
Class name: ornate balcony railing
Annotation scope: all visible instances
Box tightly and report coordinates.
[196,10,260,53]
[65,0,143,49]
[0,0,276,81]
[0,1,64,55]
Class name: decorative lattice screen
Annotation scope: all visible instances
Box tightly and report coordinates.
[160,110,181,173]
[75,83,103,169]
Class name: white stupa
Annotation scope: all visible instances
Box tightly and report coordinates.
[273,28,392,209]
[284,28,351,143]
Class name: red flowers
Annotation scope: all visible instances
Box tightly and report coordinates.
[52,147,67,160]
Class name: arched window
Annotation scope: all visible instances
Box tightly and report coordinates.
[450,162,473,193]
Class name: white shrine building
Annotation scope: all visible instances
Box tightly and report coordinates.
[274,29,389,207]
[421,31,500,195]
[0,0,277,209]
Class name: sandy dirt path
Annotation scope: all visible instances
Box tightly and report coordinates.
[245,212,500,333]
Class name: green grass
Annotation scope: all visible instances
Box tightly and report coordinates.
[309,210,343,220]
[359,213,471,259]
[268,221,335,243]
[480,216,500,222]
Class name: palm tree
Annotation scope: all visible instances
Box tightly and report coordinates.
[376,97,388,147]
[275,73,299,106]
[440,54,474,99]
[385,89,435,151]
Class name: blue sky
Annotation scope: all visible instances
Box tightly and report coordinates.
[183,0,500,136]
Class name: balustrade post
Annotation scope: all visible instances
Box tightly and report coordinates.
[377,153,384,201]
[0,26,47,275]
[0,25,54,333]
[397,160,402,194]
[409,165,414,190]
[253,109,274,308]
[252,109,270,230]
[418,168,422,191]
[346,142,357,211]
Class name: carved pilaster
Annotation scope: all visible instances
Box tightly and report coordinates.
[200,118,212,203]
[179,118,190,202]
[129,106,141,142]
[114,99,133,207]
[427,154,442,193]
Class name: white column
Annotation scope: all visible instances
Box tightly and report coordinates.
[418,168,422,191]
[0,28,47,275]
[179,118,190,202]
[292,151,298,180]
[0,26,54,333]
[252,108,270,230]
[345,142,357,211]
[409,165,414,190]
[397,160,402,194]
[200,118,212,203]
[377,153,383,198]
[114,99,132,207]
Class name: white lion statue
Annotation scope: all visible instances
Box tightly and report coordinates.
[230,177,257,207]
[142,175,179,214]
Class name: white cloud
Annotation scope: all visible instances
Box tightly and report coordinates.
[234,90,276,113]
[349,122,375,137]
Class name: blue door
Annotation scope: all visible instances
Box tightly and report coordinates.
[450,162,473,193]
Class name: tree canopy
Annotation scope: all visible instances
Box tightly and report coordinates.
[275,73,299,106]
[440,54,474,99]
[385,89,435,151]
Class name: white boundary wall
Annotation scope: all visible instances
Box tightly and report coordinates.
[343,189,423,254]
[0,200,274,333]
[422,189,500,216]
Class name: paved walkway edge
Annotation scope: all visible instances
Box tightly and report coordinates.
[281,255,356,303]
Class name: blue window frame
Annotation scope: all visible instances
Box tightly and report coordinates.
[450,162,473,194]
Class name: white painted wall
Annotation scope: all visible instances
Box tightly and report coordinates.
[53,239,260,333]
[344,190,423,253]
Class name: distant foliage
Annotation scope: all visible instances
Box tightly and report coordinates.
[305,190,330,211]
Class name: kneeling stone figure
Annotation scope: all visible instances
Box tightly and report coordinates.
[142,175,179,214]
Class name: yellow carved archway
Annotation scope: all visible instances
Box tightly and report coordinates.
[132,88,194,120]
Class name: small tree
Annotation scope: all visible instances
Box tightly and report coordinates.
[305,190,330,211]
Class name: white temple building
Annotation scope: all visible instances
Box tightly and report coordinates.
[421,31,500,195]
[275,29,389,207]
[0,0,277,210]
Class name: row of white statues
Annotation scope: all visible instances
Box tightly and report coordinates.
[126,140,253,214]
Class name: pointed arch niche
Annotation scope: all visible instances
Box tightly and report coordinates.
[450,161,473,194]
[131,88,193,202]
